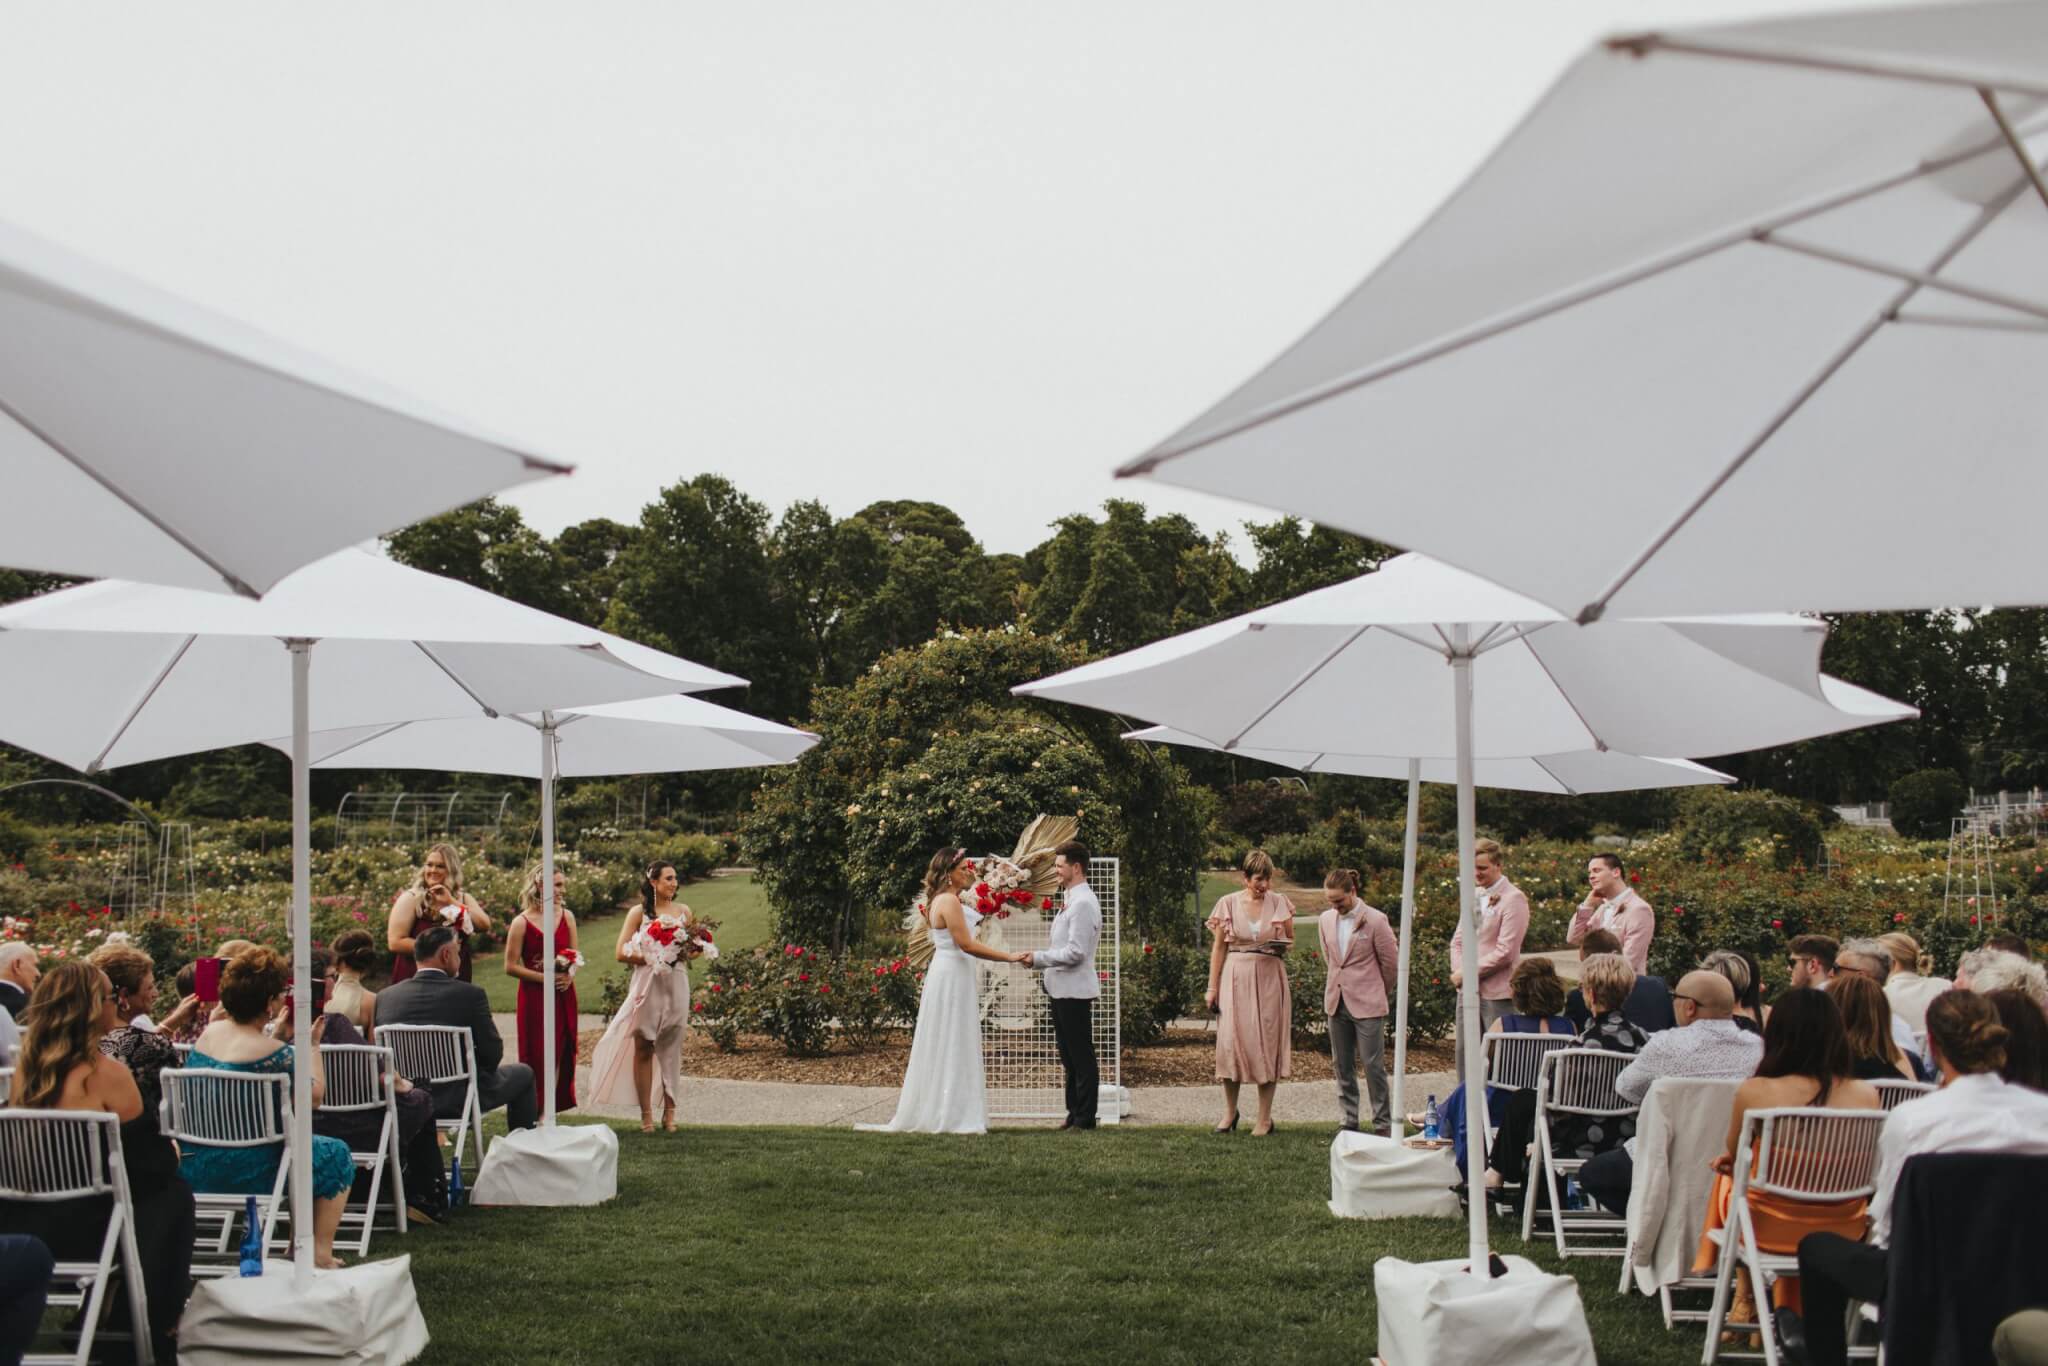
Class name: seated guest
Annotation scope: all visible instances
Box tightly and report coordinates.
[1826,973,1916,1080]
[1985,931,2031,959]
[1691,989,1881,1332]
[88,941,199,1123]
[1833,939,1926,1071]
[1579,969,1763,1216]
[327,929,380,1036]
[1876,931,1950,1038]
[374,925,537,1132]
[183,948,356,1268]
[1988,988,2048,1092]
[1956,946,2048,1010]
[3,961,195,1359]
[1486,953,1647,1195]
[1565,929,1675,1034]
[166,961,209,1045]
[1702,949,1766,1034]
[1430,956,1572,1174]
[0,942,40,1021]
[1791,990,2048,1366]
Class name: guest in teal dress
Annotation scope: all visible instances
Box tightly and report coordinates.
[181,947,357,1268]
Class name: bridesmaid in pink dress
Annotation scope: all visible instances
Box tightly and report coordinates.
[1205,847,1294,1136]
[504,864,579,1116]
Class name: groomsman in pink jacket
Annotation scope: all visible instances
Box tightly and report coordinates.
[1317,868,1399,1134]
[1568,852,1654,975]
[1448,838,1531,1074]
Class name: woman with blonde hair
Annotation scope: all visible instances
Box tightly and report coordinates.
[505,861,580,1116]
[386,842,492,984]
[11,961,195,1356]
[1876,930,1950,1038]
[1487,953,1647,1194]
[1205,848,1295,1136]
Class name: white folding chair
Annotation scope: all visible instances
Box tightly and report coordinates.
[158,1068,291,1276]
[1521,1047,1638,1257]
[1701,1106,1888,1366]
[377,1024,484,1173]
[1870,1078,1934,1111]
[316,1044,408,1255]
[1484,1031,1581,1092]
[0,1065,13,1105]
[0,1109,155,1365]
[1615,1076,1742,1331]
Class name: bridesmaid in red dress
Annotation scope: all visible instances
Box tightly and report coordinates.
[386,843,492,984]
[504,863,579,1115]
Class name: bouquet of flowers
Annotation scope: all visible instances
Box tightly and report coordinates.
[628,915,720,972]
[553,948,587,979]
[437,898,477,937]
[900,815,1076,972]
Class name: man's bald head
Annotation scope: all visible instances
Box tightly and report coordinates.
[1677,970,1735,1020]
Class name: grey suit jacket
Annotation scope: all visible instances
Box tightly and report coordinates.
[374,968,504,1075]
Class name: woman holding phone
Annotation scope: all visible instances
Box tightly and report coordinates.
[387,843,492,983]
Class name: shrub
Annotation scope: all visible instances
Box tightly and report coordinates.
[1220,782,1316,843]
[1673,788,1823,870]
[1120,942,1202,1046]
[1888,769,1967,840]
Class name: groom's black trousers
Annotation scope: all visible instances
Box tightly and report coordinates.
[1049,997,1099,1127]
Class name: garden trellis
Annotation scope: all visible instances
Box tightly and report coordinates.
[978,856,1126,1124]
[336,791,513,847]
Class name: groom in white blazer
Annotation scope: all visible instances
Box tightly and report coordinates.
[1022,841,1101,1130]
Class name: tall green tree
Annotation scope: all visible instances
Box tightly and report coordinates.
[383,498,578,619]
[1242,515,1392,607]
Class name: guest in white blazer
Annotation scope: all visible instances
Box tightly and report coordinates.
[1021,841,1102,1131]
[1318,868,1398,1134]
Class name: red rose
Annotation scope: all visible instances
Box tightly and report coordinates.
[1040,897,1054,911]
[1097,971,1109,981]
[820,985,831,995]
[1972,915,1981,925]
[1894,913,1907,924]
[798,973,810,982]
[1142,944,1154,955]
[1771,918,1784,929]
[975,883,991,898]
[691,1003,704,1013]
[1630,872,1640,882]
[710,984,722,993]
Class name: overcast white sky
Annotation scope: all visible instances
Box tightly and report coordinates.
[0,0,1901,557]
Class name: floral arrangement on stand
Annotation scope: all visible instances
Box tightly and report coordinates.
[899,814,1076,973]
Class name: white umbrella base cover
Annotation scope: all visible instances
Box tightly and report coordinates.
[177,1256,428,1365]
[1328,1131,1462,1220]
[1373,1254,1596,1366]
[469,1123,619,1207]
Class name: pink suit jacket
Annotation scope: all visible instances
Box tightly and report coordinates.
[1448,877,1531,1001]
[1568,888,1655,974]
[1319,903,1399,1019]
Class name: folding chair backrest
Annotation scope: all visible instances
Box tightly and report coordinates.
[318,1045,393,1114]
[160,1068,288,1148]
[0,1109,117,1202]
[1745,1107,1887,1203]
[1539,1047,1636,1116]
[379,1024,475,1088]
[0,1065,12,1105]
[1871,1078,1935,1111]
[1486,1032,1578,1091]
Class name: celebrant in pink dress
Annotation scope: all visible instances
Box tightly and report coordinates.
[1205,847,1294,1136]
[590,860,698,1132]
[387,842,491,983]
[505,863,580,1116]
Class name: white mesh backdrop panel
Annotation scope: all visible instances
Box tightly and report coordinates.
[980,857,1120,1121]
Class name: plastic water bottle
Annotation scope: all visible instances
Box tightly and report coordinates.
[1423,1095,1440,1141]
[237,1197,263,1276]
[449,1153,465,1209]
[1566,1177,1585,1210]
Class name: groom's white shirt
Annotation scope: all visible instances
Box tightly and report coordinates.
[1034,879,1101,1000]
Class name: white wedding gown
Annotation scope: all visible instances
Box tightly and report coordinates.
[858,909,987,1134]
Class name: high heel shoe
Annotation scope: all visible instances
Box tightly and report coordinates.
[662,1107,678,1133]
[639,1112,655,1134]
[1213,1114,1239,1134]
[1251,1120,1277,1137]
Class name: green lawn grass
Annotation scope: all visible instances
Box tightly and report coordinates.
[401,1122,1699,1365]
[476,872,772,1015]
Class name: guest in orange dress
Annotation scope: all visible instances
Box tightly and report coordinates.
[1205,848,1294,1137]
[1692,988,1882,1325]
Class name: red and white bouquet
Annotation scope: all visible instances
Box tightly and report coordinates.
[971,857,1037,921]
[553,948,587,979]
[629,915,718,972]
[437,899,477,937]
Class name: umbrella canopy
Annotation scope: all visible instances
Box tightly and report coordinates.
[0,549,743,772]
[1121,726,1734,793]
[0,550,742,1278]
[1019,552,1914,1268]
[0,218,570,596]
[286,693,817,777]
[1119,0,2048,619]
[1019,554,1916,759]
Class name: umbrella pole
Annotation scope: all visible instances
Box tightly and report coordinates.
[287,640,315,1287]
[1390,759,1420,1135]
[1452,628,1490,1270]
[541,718,558,1129]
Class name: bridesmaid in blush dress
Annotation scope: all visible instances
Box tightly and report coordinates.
[590,860,694,1132]
[1205,847,1295,1137]
[505,863,580,1116]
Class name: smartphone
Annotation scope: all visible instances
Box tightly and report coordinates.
[194,956,224,1004]
[310,976,330,1013]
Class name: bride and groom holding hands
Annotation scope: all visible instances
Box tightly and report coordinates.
[860,839,1101,1134]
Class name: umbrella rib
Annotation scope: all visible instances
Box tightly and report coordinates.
[0,393,260,598]
[1121,128,2022,476]
[1219,624,1371,749]
[302,721,412,766]
[1474,622,1552,658]
[412,642,500,719]
[1515,634,1610,754]
[1980,88,2048,215]
[1576,180,2017,624]
[1606,32,2048,100]
[1528,754,1578,796]
[88,634,196,773]
[1757,234,2048,324]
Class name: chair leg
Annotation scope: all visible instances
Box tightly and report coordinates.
[116,1209,156,1366]
[1550,1153,1572,1259]
[389,1126,409,1235]
[1748,1244,1780,1366]
[1660,1283,1676,1331]
[1518,1128,1539,1244]
[1702,1210,1743,1364]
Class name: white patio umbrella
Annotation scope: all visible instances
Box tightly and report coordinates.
[0,550,742,1283]
[1119,1,2048,620]
[284,695,818,1131]
[1018,553,1915,1268]
[0,217,570,596]
[1121,725,1732,1131]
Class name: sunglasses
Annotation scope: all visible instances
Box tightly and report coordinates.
[1669,992,1702,1006]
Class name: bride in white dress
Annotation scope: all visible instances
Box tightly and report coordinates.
[859,846,1030,1134]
